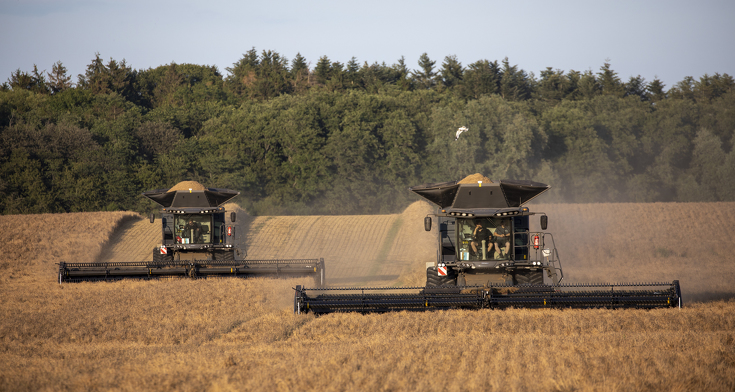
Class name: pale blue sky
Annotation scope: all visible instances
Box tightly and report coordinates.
[1,0,733,89]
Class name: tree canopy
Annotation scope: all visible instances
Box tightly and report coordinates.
[2,50,734,215]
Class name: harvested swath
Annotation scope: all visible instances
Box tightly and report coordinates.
[168,180,207,192]
[458,173,492,184]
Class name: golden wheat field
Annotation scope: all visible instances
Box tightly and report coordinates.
[1,201,735,391]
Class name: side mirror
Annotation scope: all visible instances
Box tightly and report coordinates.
[231,212,236,222]
[149,213,155,224]
[424,216,432,232]
[540,215,548,231]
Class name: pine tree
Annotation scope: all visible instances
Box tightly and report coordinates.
[536,67,571,101]
[412,52,436,89]
[647,78,666,101]
[8,65,49,93]
[290,52,309,93]
[78,53,109,94]
[314,56,332,85]
[225,48,260,96]
[499,57,531,101]
[47,61,73,93]
[597,61,624,97]
[345,57,360,88]
[291,53,308,77]
[440,55,463,88]
[392,56,412,91]
[624,75,649,101]
[460,59,500,99]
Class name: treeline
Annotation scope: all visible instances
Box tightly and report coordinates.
[1,50,734,215]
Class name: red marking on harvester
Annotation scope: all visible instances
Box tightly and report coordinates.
[227,226,232,236]
[160,246,167,255]
[438,266,447,276]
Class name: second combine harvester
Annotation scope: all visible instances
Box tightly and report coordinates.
[293,174,682,314]
[59,181,325,285]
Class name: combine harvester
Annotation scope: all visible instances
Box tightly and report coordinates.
[293,175,681,314]
[59,181,325,285]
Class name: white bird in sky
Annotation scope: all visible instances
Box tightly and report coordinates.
[455,126,468,141]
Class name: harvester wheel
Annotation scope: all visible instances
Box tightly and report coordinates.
[515,271,544,286]
[152,248,162,262]
[529,271,544,285]
[426,267,441,287]
[214,250,235,261]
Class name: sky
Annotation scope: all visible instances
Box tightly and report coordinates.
[1,0,734,89]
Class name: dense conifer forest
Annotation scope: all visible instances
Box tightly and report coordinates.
[1,49,733,215]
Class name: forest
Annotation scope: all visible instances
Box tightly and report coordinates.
[1,49,734,215]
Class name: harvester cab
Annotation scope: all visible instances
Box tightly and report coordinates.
[143,185,240,261]
[411,176,562,287]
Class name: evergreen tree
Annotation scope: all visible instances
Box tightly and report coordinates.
[440,55,463,89]
[499,58,532,101]
[225,48,260,97]
[575,70,600,99]
[693,73,735,102]
[392,56,413,91]
[345,57,361,88]
[647,78,666,101]
[669,76,695,100]
[78,53,109,94]
[7,69,34,91]
[460,59,500,99]
[597,61,624,97]
[290,52,310,93]
[412,52,436,89]
[325,60,345,92]
[47,61,73,93]
[624,75,649,101]
[314,55,332,85]
[7,65,49,93]
[536,67,572,101]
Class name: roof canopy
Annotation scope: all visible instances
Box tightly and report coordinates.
[409,178,549,209]
[142,187,240,208]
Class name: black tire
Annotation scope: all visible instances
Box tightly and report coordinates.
[160,252,173,263]
[426,267,442,287]
[515,270,544,286]
[214,249,235,261]
[152,248,162,262]
[528,271,544,285]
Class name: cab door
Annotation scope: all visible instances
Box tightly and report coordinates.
[162,213,175,246]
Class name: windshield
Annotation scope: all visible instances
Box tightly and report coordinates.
[456,217,511,261]
[175,214,212,244]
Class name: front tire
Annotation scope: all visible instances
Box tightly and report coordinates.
[426,266,457,286]
[214,249,235,261]
[515,270,544,286]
